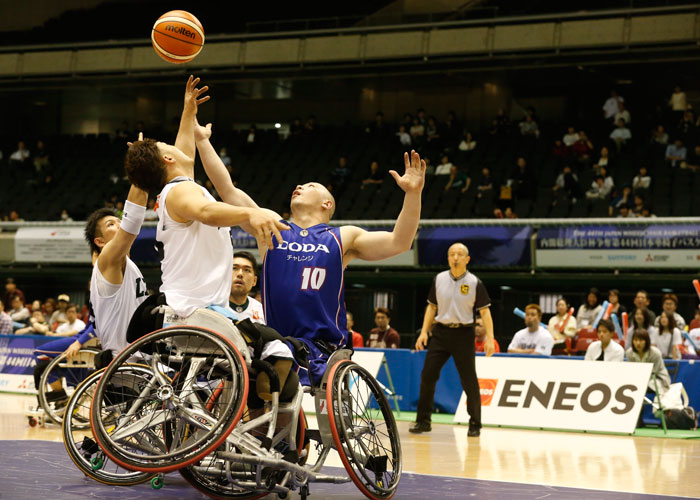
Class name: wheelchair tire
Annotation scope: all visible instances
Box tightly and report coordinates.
[326,359,402,500]
[90,325,248,473]
[62,365,156,486]
[38,347,100,425]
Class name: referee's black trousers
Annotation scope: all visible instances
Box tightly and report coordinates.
[416,325,481,427]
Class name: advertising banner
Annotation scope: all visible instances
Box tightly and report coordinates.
[454,357,651,434]
[0,335,56,393]
[14,227,91,263]
[418,226,532,267]
[536,225,700,268]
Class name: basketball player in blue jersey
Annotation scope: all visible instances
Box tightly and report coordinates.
[194,113,426,385]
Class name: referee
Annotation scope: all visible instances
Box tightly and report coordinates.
[410,242,494,437]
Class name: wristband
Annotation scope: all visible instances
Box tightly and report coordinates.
[120,200,146,235]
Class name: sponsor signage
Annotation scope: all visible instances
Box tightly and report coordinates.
[0,335,58,393]
[14,227,91,263]
[536,225,700,268]
[454,357,651,433]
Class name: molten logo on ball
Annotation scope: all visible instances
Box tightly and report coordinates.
[165,25,196,39]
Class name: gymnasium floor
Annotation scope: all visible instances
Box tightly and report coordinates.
[0,392,697,499]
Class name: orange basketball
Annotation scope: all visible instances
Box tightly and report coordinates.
[151,10,205,64]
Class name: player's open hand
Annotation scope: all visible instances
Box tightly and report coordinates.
[126,132,144,148]
[194,118,212,142]
[184,75,210,113]
[414,331,429,351]
[65,340,82,360]
[248,208,289,250]
[390,150,426,194]
[483,337,495,357]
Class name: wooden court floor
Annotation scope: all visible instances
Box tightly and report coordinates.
[1,392,698,498]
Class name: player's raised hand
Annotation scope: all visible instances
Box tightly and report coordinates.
[248,208,289,250]
[126,132,144,148]
[184,75,210,114]
[194,117,212,142]
[390,150,426,194]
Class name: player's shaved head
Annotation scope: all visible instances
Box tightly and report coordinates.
[317,183,336,219]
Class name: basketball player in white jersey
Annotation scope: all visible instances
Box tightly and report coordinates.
[229,251,265,324]
[123,76,288,318]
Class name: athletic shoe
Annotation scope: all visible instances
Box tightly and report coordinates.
[409,421,431,433]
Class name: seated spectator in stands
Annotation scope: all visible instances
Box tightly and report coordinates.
[654,293,686,331]
[609,184,633,216]
[425,116,441,152]
[495,107,511,134]
[552,139,569,159]
[361,161,384,188]
[0,299,11,334]
[632,290,656,324]
[563,126,579,147]
[475,316,500,353]
[366,307,400,348]
[59,209,73,222]
[3,278,25,312]
[632,194,646,217]
[652,311,682,360]
[346,311,364,348]
[651,125,669,145]
[494,206,518,219]
[444,165,470,193]
[596,146,611,168]
[640,206,655,218]
[547,297,577,342]
[289,117,303,136]
[683,323,700,356]
[632,166,651,192]
[677,110,696,141]
[15,310,50,335]
[553,165,582,203]
[409,117,425,146]
[508,304,553,355]
[416,107,427,126]
[477,167,494,198]
[50,304,86,337]
[690,307,700,331]
[629,308,658,342]
[665,139,687,167]
[457,131,477,152]
[614,101,631,126]
[576,288,602,328]
[585,319,624,361]
[509,157,535,201]
[9,140,30,166]
[9,295,30,327]
[626,329,671,393]
[396,124,411,147]
[367,111,387,136]
[616,204,634,218]
[610,119,631,151]
[32,140,49,173]
[8,210,24,222]
[218,147,231,167]
[586,175,613,200]
[144,198,158,221]
[518,114,539,138]
[608,289,627,316]
[683,144,700,171]
[434,155,453,175]
[42,298,57,329]
[669,85,687,119]
[572,131,594,164]
[443,111,461,149]
[603,89,623,121]
[52,294,70,326]
[328,156,351,192]
[423,157,434,176]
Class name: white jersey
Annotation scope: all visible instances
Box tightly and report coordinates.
[156,177,233,317]
[90,257,148,355]
[230,296,265,324]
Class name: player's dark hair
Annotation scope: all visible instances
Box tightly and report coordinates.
[85,208,117,255]
[124,139,166,194]
[234,251,257,273]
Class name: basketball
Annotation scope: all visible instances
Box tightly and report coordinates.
[151,10,204,64]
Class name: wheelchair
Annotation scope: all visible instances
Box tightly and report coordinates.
[31,339,101,426]
[89,306,402,499]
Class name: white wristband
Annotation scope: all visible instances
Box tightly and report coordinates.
[120,200,146,235]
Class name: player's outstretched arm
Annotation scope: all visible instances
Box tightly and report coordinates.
[343,150,425,262]
[175,75,210,176]
[97,184,148,285]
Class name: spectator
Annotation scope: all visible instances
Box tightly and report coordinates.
[423,157,434,176]
[626,329,671,393]
[552,139,569,159]
[475,316,500,353]
[346,311,364,348]
[669,85,687,119]
[361,161,384,188]
[651,125,669,145]
[603,90,624,120]
[576,287,602,328]
[665,139,687,167]
[14,310,50,335]
[610,119,631,151]
[629,308,658,341]
[443,110,461,148]
[416,108,427,127]
[444,165,470,193]
[53,294,70,326]
[572,131,594,164]
[617,204,634,218]
[584,319,624,361]
[678,110,696,142]
[304,115,317,133]
[425,116,441,153]
[614,102,631,126]
[60,209,73,222]
[8,210,24,222]
[508,304,553,355]
[563,126,579,147]
[366,307,400,348]
[494,206,518,219]
[33,139,50,173]
[329,156,351,193]
[434,155,453,175]
[547,297,577,342]
[654,293,686,331]
[596,146,611,168]
[9,295,30,326]
[289,117,303,136]
[43,298,57,329]
[477,167,494,198]
[609,185,633,216]
[652,311,682,359]
[586,175,613,200]
[632,194,646,217]
[3,278,25,311]
[632,290,656,324]
[367,111,387,136]
[509,157,536,201]
[115,120,131,138]
[50,304,86,337]
[396,124,411,147]
[9,140,30,166]
[689,307,700,331]
[494,107,511,134]
[218,147,231,167]
[632,167,651,192]
[409,117,425,145]
[0,299,11,334]
[518,114,539,138]
[640,206,656,218]
[684,144,700,170]
[144,198,158,221]
[458,131,477,152]
[608,289,627,316]
[553,165,582,203]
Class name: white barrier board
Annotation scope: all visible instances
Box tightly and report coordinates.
[454,357,652,434]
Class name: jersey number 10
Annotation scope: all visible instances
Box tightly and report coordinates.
[301,267,326,290]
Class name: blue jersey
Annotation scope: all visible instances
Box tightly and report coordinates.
[262,222,347,349]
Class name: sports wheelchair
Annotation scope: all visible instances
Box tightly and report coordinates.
[88,306,402,499]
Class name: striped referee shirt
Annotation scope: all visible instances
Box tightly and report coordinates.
[428,270,490,325]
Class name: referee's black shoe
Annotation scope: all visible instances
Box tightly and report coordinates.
[467,424,480,437]
[409,421,431,434]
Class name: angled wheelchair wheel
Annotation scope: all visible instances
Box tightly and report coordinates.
[38,347,100,425]
[90,326,248,473]
[326,360,402,500]
[62,365,156,485]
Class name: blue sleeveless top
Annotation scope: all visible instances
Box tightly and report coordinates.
[262,222,347,348]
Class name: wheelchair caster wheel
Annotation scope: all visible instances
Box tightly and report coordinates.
[151,476,164,489]
[90,456,103,471]
[300,484,309,500]
[28,417,37,427]
[277,492,289,500]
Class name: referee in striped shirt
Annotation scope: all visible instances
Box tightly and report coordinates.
[410,242,494,437]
